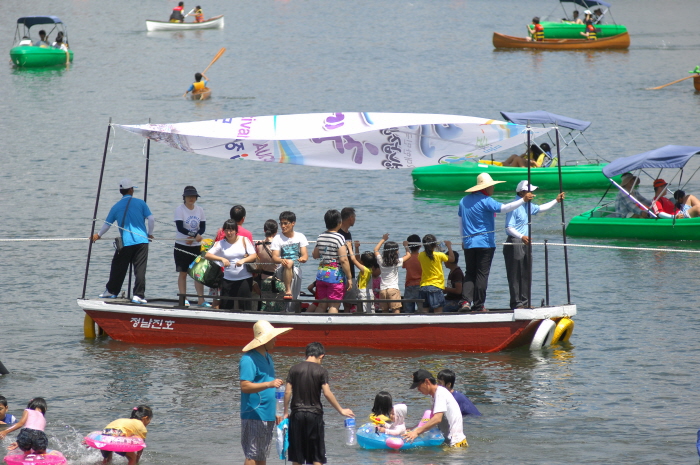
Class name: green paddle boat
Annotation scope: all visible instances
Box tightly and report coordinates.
[412,111,617,192]
[10,16,73,68]
[534,0,628,39]
[567,145,700,241]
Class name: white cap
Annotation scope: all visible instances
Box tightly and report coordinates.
[584,9,592,14]
[516,180,538,193]
[119,178,136,190]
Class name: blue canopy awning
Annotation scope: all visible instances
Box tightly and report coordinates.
[602,145,700,177]
[16,16,64,28]
[560,0,611,8]
[500,111,591,132]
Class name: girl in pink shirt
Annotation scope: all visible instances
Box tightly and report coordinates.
[0,398,49,454]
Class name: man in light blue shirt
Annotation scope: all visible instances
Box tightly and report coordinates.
[458,173,533,312]
[92,178,154,303]
[239,321,292,465]
[503,181,564,310]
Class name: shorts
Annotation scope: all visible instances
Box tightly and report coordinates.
[240,419,275,461]
[288,411,326,464]
[403,285,420,313]
[16,428,49,453]
[378,288,401,311]
[443,299,462,312]
[419,285,446,310]
[174,243,201,272]
[316,280,344,301]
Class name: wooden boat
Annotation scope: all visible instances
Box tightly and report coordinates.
[186,88,211,101]
[78,298,576,353]
[412,110,619,191]
[694,75,700,92]
[567,145,700,240]
[539,22,627,39]
[413,162,614,192]
[493,32,630,50]
[78,114,577,353]
[146,15,224,32]
[10,16,73,67]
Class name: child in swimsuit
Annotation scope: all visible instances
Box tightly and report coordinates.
[377,404,407,436]
[0,397,49,454]
[99,405,153,465]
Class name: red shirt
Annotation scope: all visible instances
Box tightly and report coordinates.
[653,197,676,215]
[402,254,422,287]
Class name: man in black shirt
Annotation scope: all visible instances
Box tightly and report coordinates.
[283,342,354,465]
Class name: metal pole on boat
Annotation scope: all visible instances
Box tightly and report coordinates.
[144,118,151,202]
[81,118,112,299]
[544,239,550,306]
[555,126,572,304]
[526,122,532,309]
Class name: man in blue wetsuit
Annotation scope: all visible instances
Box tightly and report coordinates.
[458,173,534,312]
[92,178,154,303]
[503,181,564,310]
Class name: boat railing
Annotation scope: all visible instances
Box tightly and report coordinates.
[175,293,424,313]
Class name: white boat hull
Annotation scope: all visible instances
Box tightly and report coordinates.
[146,15,224,32]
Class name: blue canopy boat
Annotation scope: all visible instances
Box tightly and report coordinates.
[10,16,73,67]
[411,111,618,192]
[567,145,700,240]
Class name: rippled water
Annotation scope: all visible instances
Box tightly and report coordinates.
[2,0,700,463]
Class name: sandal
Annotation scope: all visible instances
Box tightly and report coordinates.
[283,293,293,300]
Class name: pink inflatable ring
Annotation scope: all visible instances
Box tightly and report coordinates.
[3,450,67,465]
[84,431,146,453]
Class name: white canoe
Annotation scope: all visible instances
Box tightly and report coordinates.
[146,15,224,32]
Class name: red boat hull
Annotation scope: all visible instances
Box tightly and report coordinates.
[79,300,576,353]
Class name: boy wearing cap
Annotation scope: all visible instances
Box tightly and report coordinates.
[651,179,678,218]
[284,342,354,465]
[92,178,155,304]
[404,369,467,448]
[458,173,534,312]
[239,321,292,465]
[503,181,564,310]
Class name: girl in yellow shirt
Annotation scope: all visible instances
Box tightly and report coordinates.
[417,234,454,313]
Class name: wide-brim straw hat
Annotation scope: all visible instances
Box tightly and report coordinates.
[242,320,293,352]
[465,173,506,192]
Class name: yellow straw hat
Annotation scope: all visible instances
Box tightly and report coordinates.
[242,320,292,352]
[465,173,506,192]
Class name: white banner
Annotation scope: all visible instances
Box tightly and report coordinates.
[117,112,552,170]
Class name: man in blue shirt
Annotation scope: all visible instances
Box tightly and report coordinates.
[503,181,564,310]
[458,173,533,312]
[240,321,292,465]
[92,178,155,303]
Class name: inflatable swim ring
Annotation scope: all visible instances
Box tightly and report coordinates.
[530,318,556,350]
[551,317,574,344]
[356,423,444,450]
[84,431,146,452]
[3,450,67,465]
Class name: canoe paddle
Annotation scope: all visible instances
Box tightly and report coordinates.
[646,66,700,90]
[202,47,226,75]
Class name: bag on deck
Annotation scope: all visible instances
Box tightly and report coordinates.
[188,254,224,288]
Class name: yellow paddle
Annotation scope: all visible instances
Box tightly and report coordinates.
[201,47,226,75]
[646,67,700,90]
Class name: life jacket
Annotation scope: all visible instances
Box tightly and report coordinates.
[193,81,206,91]
[194,9,204,22]
[585,23,597,40]
[169,6,184,22]
[534,24,544,41]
